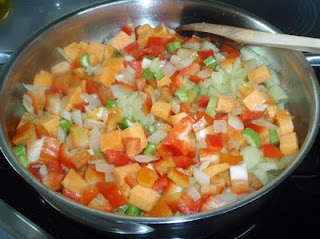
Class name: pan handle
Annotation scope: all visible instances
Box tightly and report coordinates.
[0,51,13,71]
[305,53,320,67]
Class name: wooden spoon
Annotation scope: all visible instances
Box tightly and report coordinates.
[176,23,320,52]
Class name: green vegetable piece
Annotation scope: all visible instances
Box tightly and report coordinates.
[192,84,201,95]
[125,205,142,216]
[269,129,280,146]
[112,51,122,58]
[186,89,198,105]
[243,128,262,147]
[145,125,156,134]
[12,145,29,168]
[175,89,188,103]
[268,85,288,103]
[166,41,181,54]
[119,117,137,129]
[144,143,157,155]
[205,95,218,117]
[60,119,72,134]
[146,55,154,60]
[80,53,91,69]
[116,205,130,213]
[204,56,216,68]
[215,64,221,71]
[154,70,165,80]
[106,99,117,108]
[143,67,154,80]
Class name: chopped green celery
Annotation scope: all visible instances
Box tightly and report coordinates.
[154,70,165,80]
[186,89,198,105]
[264,70,280,89]
[175,89,188,103]
[145,125,156,134]
[117,204,141,216]
[112,51,122,58]
[240,146,262,170]
[60,119,72,134]
[119,117,137,129]
[192,84,201,95]
[80,53,91,69]
[268,85,288,103]
[184,79,195,90]
[166,41,181,53]
[243,128,261,147]
[215,64,221,71]
[205,95,218,117]
[125,205,142,216]
[143,67,154,80]
[116,205,130,213]
[12,145,29,168]
[204,56,216,67]
[146,55,154,60]
[269,129,280,146]
[106,99,117,108]
[144,143,157,155]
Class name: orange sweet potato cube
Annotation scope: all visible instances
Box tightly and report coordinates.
[122,124,147,151]
[280,132,299,155]
[12,122,38,146]
[248,65,271,84]
[128,185,160,212]
[33,70,54,87]
[88,193,112,212]
[215,94,237,114]
[137,166,159,188]
[69,124,89,148]
[242,89,266,111]
[145,198,173,217]
[86,41,105,63]
[110,31,135,51]
[151,101,172,121]
[100,130,124,152]
[275,109,294,136]
[124,137,141,156]
[85,167,105,185]
[162,192,181,213]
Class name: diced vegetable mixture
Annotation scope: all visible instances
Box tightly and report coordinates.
[12,23,299,217]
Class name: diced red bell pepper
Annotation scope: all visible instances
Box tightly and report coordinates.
[220,44,241,57]
[123,42,139,58]
[193,112,214,125]
[231,179,250,194]
[124,174,138,188]
[162,136,190,156]
[124,60,143,76]
[74,101,89,113]
[198,49,214,60]
[206,133,224,151]
[147,37,163,48]
[261,144,285,159]
[179,103,191,114]
[198,95,210,108]
[170,116,193,139]
[63,188,81,202]
[220,53,238,65]
[245,123,265,134]
[152,175,169,191]
[42,171,65,191]
[28,167,41,181]
[86,80,115,106]
[39,137,61,165]
[121,25,132,35]
[189,75,203,84]
[240,110,264,122]
[58,142,75,169]
[178,62,200,77]
[97,181,128,208]
[200,196,225,212]
[173,156,194,169]
[80,186,100,205]
[248,172,264,191]
[142,93,152,114]
[106,150,134,167]
[177,192,202,215]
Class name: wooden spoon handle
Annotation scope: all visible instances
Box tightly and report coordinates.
[177,23,320,53]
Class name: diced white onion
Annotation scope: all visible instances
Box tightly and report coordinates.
[162,61,176,77]
[124,55,135,61]
[217,190,238,204]
[194,168,210,186]
[105,172,115,182]
[39,165,48,178]
[254,103,268,112]
[187,186,202,201]
[182,42,201,50]
[132,155,159,163]
[84,119,105,129]
[89,127,100,151]
[27,138,44,164]
[251,119,278,130]
[213,120,227,133]
[147,130,168,144]
[177,48,194,60]
[197,70,212,79]
[57,126,67,142]
[96,163,115,173]
[23,83,48,91]
[60,109,72,122]
[199,161,211,171]
[110,85,133,98]
[170,98,181,114]
[81,93,102,107]
[51,61,71,75]
[230,163,248,180]
[142,57,152,69]
[228,114,244,130]
[71,109,82,126]
[22,94,34,114]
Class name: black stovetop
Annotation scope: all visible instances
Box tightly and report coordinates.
[1,0,320,238]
